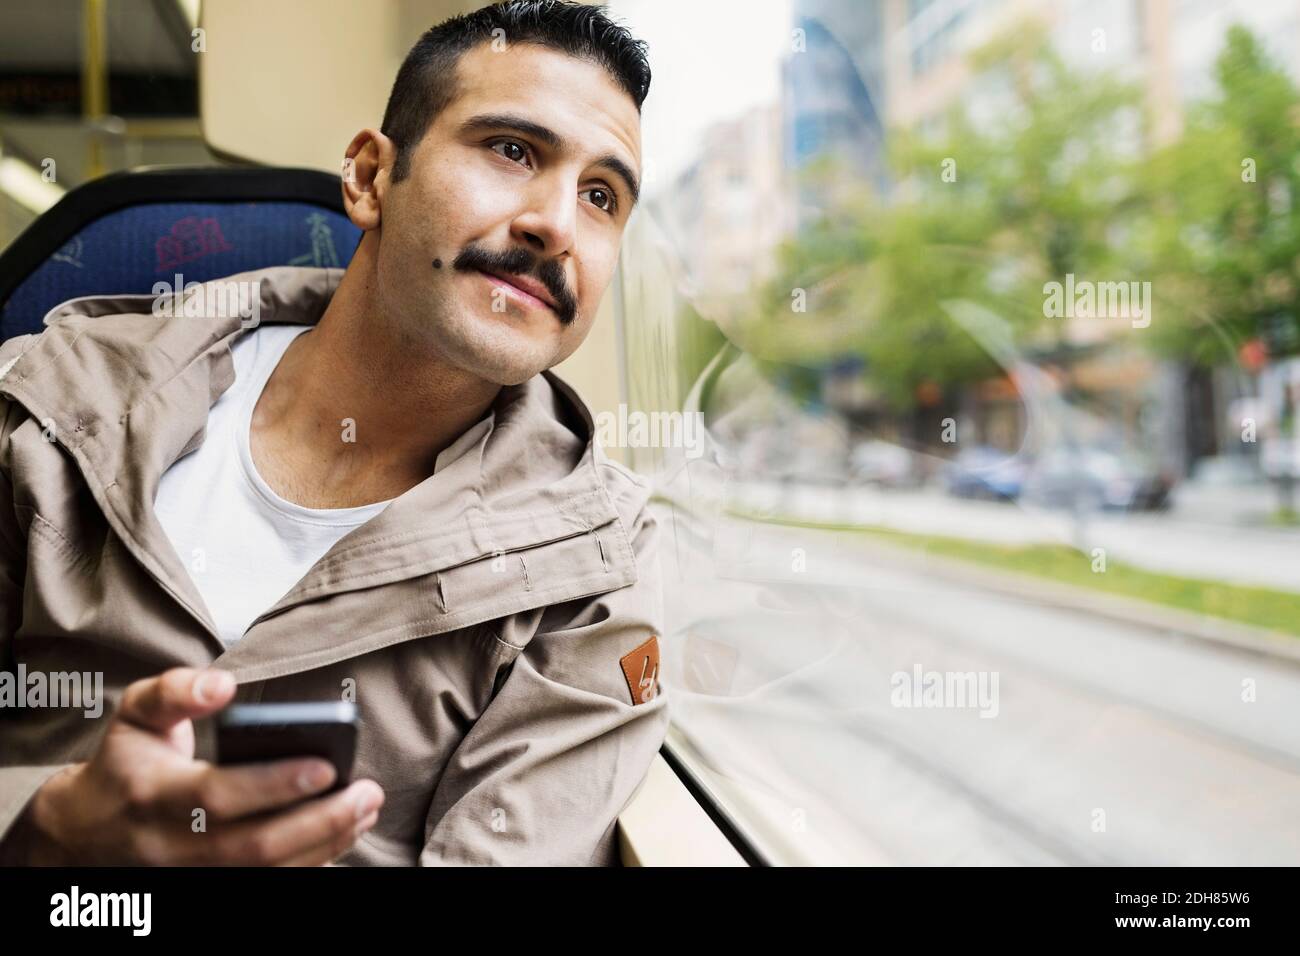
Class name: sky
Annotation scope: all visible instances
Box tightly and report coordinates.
[610,0,794,198]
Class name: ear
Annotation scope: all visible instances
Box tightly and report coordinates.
[341,128,397,231]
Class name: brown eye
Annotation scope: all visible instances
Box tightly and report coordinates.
[490,140,530,166]
[582,186,615,214]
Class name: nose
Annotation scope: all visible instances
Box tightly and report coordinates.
[509,172,576,259]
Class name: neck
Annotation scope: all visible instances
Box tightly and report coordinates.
[249,243,501,508]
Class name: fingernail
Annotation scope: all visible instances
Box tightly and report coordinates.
[297,762,335,793]
[194,670,233,704]
[352,788,378,822]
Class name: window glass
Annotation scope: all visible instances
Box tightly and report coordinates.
[612,0,1300,865]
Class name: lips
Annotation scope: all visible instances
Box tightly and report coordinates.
[477,268,557,311]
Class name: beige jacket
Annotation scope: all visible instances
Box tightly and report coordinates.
[0,266,668,865]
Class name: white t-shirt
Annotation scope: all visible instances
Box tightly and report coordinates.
[154,324,488,646]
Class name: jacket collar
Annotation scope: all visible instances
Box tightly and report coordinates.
[0,266,631,662]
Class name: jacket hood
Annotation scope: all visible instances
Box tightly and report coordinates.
[0,266,644,671]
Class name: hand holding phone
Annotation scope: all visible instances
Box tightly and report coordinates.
[216,701,359,792]
[0,669,381,865]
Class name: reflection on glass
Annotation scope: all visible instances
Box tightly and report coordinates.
[613,0,1300,865]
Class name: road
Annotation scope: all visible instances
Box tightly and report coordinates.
[723,481,1300,594]
[657,503,1300,865]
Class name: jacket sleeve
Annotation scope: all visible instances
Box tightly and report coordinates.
[0,375,80,850]
[418,498,670,866]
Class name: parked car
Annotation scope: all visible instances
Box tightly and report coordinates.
[942,446,1029,501]
[849,440,914,488]
[1020,447,1172,511]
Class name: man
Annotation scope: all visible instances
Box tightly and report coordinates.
[0,0,666,866]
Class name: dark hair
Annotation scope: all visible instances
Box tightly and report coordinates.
[380,0,650,182]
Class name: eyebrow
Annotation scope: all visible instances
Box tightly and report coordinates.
[458,111,640,209]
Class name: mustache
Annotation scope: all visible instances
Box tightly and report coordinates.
[452,245,577,325]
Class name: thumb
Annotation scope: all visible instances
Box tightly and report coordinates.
[117,667,237,737]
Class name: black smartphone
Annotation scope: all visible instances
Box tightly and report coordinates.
[216,701,358,793]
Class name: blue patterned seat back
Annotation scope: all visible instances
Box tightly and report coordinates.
[1,200,360,341]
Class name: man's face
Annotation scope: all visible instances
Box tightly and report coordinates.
[374,42,641,386]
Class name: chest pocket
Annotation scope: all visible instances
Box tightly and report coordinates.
[435,523,635,622]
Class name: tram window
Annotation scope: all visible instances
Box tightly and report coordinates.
[610,0,1300,865]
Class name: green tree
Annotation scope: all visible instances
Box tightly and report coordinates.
[736,19,1143,412]
[1135,24,1300,365]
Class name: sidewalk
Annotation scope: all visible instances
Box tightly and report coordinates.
[724,481,1300,594]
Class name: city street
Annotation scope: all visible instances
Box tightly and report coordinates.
[657,502,1300,865]
[722,480,1300,594]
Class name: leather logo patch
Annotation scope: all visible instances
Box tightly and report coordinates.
[620,635,661,706]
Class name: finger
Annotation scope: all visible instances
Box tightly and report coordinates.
[118,668,236,735]
[202,780,384,866]
[276,809,379,867]
[151,758,338,822]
